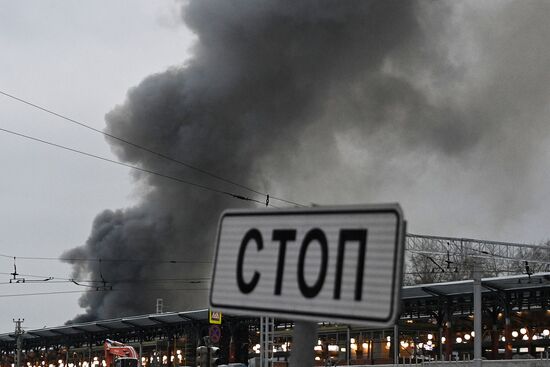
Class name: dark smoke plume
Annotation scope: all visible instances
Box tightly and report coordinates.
[63,0,550,322]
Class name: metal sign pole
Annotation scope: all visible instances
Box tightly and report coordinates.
[290,321,317,367]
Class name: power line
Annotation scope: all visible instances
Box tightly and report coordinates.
[0,252,212,264]
[0,290,93,298]
[0,271,62,280]
[0,287,208,298]
[101,277,211,284]
[0,268,211,284]
[0,126,270,206]
[0,277,211,286]
[0,90,305,208]
[113,287,209,292]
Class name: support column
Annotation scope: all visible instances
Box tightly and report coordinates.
[229,335,236,363]
[491,322,499,359]
[260,317,274,367]
[505,306,513,359]
[346,326,350,365]
[88,337,93,366]
[439,326,444,361]
[393,324,399,364]
[473,263,482,367]
[414,330,420,363]
[370,337,374,365]
[172,334,177,367]
[444,321,453,360]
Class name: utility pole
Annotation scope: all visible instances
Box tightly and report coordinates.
[13,318,24,367]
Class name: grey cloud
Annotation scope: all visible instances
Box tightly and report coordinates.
[63,0,550,321]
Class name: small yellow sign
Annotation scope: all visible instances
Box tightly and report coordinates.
[209,310,222,324]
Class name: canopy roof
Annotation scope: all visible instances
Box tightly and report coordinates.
[0,309,209,343]
[401,272,550,299]
[2,272,550,344]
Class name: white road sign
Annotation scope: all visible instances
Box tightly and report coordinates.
[209,204,406,326]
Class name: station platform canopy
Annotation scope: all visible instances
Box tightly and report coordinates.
[0,309,209,344]
[1,272,549,345]
[402,272,550,299]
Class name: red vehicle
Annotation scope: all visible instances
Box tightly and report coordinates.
[104,339,139,367]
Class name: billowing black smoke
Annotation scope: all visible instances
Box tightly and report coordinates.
[63,0,550,322]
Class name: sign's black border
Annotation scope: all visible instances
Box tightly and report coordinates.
[209,205,405,325]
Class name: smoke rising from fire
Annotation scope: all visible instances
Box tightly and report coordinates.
[63,0,550,322]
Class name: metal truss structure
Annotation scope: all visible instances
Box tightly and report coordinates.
[405,234,550,285]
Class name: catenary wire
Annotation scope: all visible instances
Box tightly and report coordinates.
[1,243,543,294]
[0,290,91,298]
[0,252,212,264]
[0,89,305,208]
[0,126,271,207]
[0,249,541,278]
[0,287,208,298]
[0,277,211,285]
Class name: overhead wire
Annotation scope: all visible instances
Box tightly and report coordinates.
[0,252,212,264]
[0,250,215,292]
[0,269,211,283]
[0,126,270,206]
[0,290,91,298]
[4,241,537,266]
[0,89,305,208]
[0,252,213,293]
[2,248,543,272]
[0,247,542,289]
[0,277,211,286]
[0,287,208,298]
[0,259,543,295]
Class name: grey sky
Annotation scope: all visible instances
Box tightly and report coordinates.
[0,1,195,332]
[1,0,550,332]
